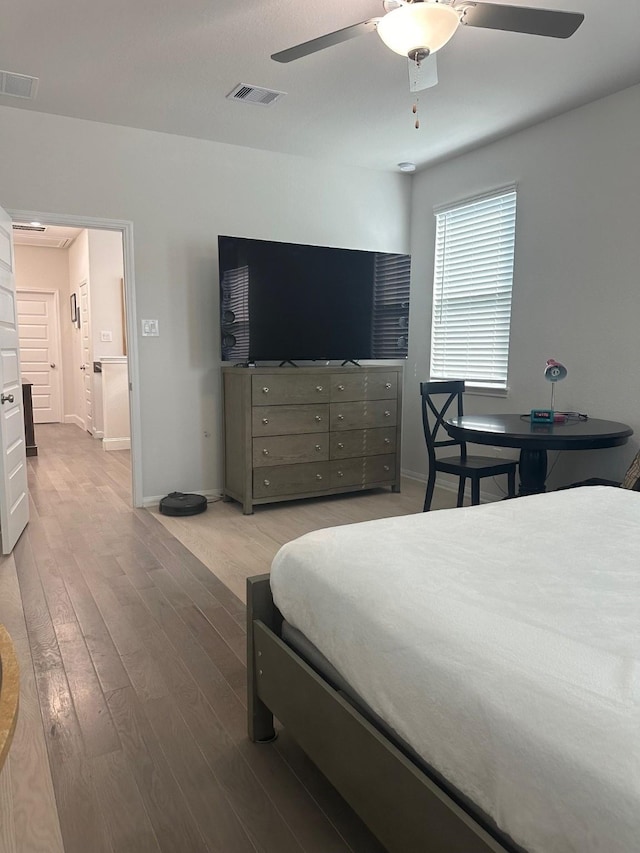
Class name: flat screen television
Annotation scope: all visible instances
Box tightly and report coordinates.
[218,236,411,362]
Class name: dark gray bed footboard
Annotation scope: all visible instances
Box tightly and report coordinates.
[246,574,514,853]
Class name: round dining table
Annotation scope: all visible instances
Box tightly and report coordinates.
[445,414,633,495]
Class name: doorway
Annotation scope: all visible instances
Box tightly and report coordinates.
[9,211,142,507]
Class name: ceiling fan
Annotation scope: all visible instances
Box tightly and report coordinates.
[272,1,585,92]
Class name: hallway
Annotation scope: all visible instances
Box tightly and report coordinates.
[0,424,382,853]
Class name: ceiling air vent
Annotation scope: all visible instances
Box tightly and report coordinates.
[12,223,46,232]
[0,70,39,100]
[226,84,285,107]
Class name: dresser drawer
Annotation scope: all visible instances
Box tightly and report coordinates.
[254,462,330,498]
[330,458,365,488]
[331,400,397,431]
[252,374,330,406]
[366,454,396,484]
[252,404,329,436]
[330,427,396,459]
[253,433,329,468]
[330,372,398,402]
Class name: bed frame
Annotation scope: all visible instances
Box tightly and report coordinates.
[247,574,518,853]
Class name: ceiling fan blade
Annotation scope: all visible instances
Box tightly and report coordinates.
[408,54,438,92]
[271,18,381,63]
[456,3,585,39]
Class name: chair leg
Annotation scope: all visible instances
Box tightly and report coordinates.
[471,477,480,506]
[423,471,436,512]
[456,476,466,508]
[507,468,516,498]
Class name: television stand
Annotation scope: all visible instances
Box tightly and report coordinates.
[341,359,361,367]
[279,360,299,367]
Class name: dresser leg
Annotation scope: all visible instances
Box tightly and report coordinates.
[392,484,401,493]
[243,499,254,515]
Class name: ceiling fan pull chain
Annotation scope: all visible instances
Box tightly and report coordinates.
[413,100,420,130]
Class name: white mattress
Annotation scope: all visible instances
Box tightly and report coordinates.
[270,487,640,853]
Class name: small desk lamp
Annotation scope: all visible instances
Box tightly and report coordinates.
[544,359,567,411]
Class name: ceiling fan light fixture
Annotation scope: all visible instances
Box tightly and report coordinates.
[377,2,459,58]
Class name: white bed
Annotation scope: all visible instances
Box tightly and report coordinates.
[270,486,640,853]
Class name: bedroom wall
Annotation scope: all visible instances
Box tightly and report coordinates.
[0,105,411,502]
[404,82,640,491]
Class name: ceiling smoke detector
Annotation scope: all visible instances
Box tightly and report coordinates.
[226,84,286,106]
[398,162,416,172]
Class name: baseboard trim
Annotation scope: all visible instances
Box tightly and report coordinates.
[93,430,104,439]
[64,414,84,429]
[103,438,131,452]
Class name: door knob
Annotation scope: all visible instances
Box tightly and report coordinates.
[80,364,86,371]
[50,362,56,368]
[1,393,14,404]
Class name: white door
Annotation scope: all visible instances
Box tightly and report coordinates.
[0,205,29,553]
[79,280,92,434]
[17,290,62,423]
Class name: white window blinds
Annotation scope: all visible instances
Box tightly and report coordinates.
[431,188,517,389]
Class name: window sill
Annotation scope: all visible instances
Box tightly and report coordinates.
[464,385,510,398]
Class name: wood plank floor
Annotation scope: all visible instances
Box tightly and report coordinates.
[152,466,458,604]
[1,422,423,853]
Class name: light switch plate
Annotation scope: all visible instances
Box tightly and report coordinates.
[100,330,113,342]
[141,319,159,337]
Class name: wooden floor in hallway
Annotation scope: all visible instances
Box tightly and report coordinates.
[0,423,387,853]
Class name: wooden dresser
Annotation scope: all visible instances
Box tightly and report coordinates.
[222,365,403,514]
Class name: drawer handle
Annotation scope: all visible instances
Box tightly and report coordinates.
[262,417,269,425]
[385,382,392,389]
[337,384,345,391]
[263,479,270,487]
[315,415,322,422]
[316,385,323,392]
[316,473,323,481]
[262,386,269,394]
[262,449,269,456]
[337,442,344,449]
[337,414,344,421]
[337,471,344,478]
[384,410,391,417]
[315,444,322,451]
[384,465,390,472]
[384,438,391,445]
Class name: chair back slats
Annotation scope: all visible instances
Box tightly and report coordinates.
[420,380,466,462]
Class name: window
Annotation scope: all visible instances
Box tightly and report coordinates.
[430,187,517,389]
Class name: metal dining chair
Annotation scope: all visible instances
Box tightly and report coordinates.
[420,380,518,511]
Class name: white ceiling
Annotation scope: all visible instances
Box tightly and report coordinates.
[2,0,640,172]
